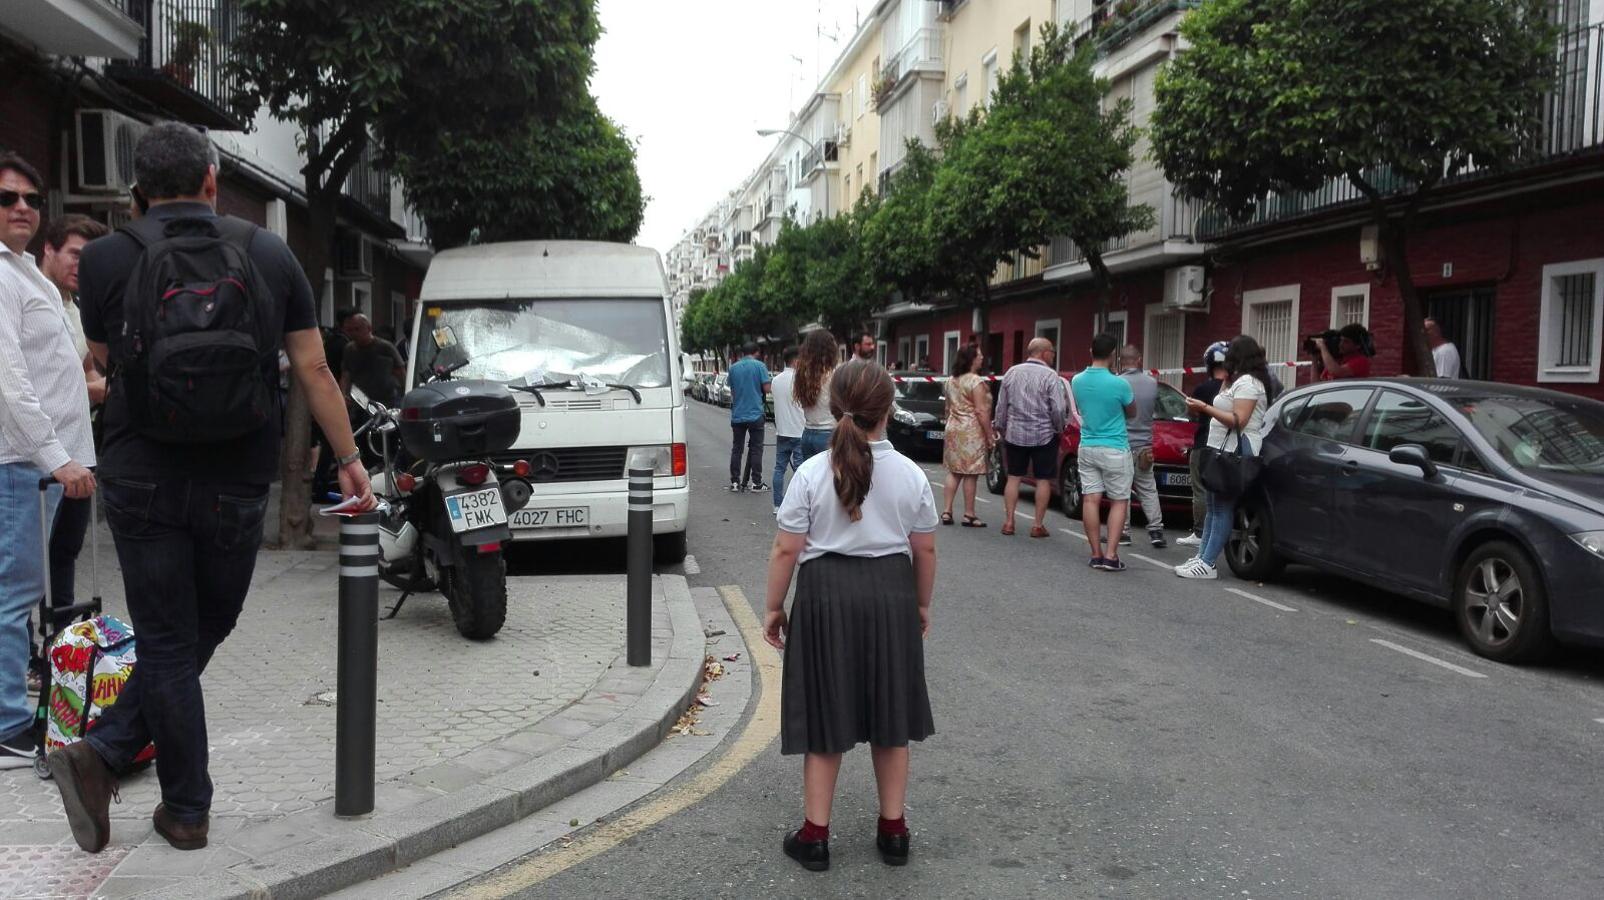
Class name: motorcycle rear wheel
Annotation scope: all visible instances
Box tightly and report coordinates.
[444,553,508,641]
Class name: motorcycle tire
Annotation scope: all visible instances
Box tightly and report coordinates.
[444,553,508,641]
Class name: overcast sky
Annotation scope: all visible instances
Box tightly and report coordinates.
[592,0,867,255]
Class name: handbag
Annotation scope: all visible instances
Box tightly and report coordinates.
[1198,429,1262,500]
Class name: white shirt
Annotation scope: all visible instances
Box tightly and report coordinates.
[1206,374,1269,454]
[1433,342,1462,379]
[62,293,89,361]
[778,439,938,563]
[770,367,804,438]
[800,373,835,430]
[0,246,95,473]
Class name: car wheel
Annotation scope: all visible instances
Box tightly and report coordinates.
[1058,456,1083,519]
[986,445,1005,495]
[1225,499,1285,580]
[1454,541,1554,663]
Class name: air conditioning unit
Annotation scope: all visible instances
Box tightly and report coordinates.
[1162,265,1208,310]
[1359,224,1381,270]
[76,109,148,193]
[337,232,374,277]
[837,122,852,147]
[931,99,950,125]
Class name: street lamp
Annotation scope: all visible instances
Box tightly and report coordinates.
[757,127,829,219]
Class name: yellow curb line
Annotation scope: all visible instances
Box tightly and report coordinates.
[443,584,779,896]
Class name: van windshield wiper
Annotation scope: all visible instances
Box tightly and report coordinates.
[507,384,546,407]
[537,378,643,405]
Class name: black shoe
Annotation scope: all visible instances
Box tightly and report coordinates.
[877,831,910,866]
[1149,529,1167,548]
[0,728,35,771]
[783,830,830,872]
[728,481,743,493]
[1119,531,1132,546]
[748,481,769,493]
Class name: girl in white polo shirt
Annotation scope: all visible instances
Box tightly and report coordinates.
[764,359,938,873]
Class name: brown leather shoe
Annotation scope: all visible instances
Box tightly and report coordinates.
[153,803,209,850]
[46,742,119,853]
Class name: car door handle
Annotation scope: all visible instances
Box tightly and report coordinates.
[1340,460,1359,475]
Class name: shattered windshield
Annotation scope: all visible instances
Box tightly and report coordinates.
[417,298,670,388]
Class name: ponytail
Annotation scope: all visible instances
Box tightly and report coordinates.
[825,359,895,522]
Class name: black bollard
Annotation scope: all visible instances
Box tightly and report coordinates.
[627,467,653,666]
[335,510,380,817]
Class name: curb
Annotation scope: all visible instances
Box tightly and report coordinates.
[139,575,705,900]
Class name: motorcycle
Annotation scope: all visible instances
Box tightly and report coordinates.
[350,347,530,640]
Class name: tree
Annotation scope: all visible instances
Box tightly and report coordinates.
[392,98,644,249]
[229,0,603,545]
[1152,0,1557,374]
[762,196,885,339]
[862,140,942,305]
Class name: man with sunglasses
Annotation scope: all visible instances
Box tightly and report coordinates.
[0,152,98,771]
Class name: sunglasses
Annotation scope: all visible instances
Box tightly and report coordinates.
[0,190,45,210]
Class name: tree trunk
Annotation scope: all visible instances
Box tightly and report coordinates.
[274,185,340,549]
[1088,251,1114,328]
[1379,213,1434,377]
[974,277,992,340]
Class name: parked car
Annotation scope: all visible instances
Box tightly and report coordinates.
[712,373,731,407]
[1228,378,1604,663]
[888,374,948,458]
[986,379,1196,525]
[692,372,715,403]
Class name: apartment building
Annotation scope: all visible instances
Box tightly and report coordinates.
[0,0,428,337]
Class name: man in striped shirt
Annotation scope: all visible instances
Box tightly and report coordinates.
[994,337,1069,537]
[0,153,97,770]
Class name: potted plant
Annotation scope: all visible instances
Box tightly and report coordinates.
[162,17,212,87]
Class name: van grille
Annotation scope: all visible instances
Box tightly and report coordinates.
[495,447,628,483]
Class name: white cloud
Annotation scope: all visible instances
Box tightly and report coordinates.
[592,0,865,255]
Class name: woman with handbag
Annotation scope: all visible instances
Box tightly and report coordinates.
[1175,335,1274,580]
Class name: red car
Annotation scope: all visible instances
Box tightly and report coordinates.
[987,380,1198,523]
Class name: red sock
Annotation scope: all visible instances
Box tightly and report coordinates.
[878,815,908,836]
[799,819,829,842]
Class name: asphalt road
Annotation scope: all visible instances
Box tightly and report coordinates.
[452,399,1604,899]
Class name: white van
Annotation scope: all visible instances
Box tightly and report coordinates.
[406,241,690,561]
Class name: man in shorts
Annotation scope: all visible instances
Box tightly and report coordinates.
[993,337,1068,537]
[1070,333,1135,571]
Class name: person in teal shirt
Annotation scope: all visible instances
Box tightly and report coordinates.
[1070,333,1135,571]
[727,343,772,492]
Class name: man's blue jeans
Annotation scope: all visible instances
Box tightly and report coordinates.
[0,462,59,742]
[772,435,802,506]
[84,479,268,824]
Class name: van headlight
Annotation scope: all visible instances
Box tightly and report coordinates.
[627,445,674,476]
[1572,531,1604,559]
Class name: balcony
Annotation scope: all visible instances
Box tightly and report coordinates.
[881,26,944,99]
[0,0,143,58]
[800,140,839,180]
[342,139,392,223]
[104,0,244,129]
[1069,0,1202,59]
[1198,22,1604,242]
[1049,190,1203,267]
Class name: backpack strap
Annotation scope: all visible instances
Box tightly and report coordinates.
[212,216,260,253]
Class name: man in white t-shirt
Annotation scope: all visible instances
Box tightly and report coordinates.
[769,347,804,513]
[1424,318,1461,379]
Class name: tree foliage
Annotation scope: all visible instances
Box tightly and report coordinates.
[1152,0,1557,372]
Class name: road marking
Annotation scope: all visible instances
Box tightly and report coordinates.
[1126,552,1171,570]
[441,585,780,897]
[681,554,700,575]
[1369,639,1488,679]
[1059,527,1087,542]
[976,497,993,504]
[1224,587,1298,613]
[1595,718,1604,725]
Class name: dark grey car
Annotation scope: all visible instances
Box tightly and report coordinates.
[1228,378,1604,663]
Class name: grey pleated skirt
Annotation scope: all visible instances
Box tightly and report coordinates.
[780,552,936,755]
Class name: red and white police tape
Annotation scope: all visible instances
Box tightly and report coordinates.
[888,361,1313,383]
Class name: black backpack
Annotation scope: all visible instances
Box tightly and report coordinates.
[116,215,279,443]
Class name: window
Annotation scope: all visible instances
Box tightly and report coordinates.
[1537,259,1604,383]
[1144,304,1186,388]
[1093,310,1126,348]
[1154,384,1189,421]
[844,89,854,125]
[914,335,930,368]
[1034,318,1061,352]
[856,163,864,197]
[1363,391,1460,464]
[1243,284,1301,374]
[943,330,961,373]
[1289,387,1374,443]
[844,174,851,202]
[1278,395,1310,431]
[1330,283,1370,328]
[1452,392,1604,476]
[981,49,998,107]
[858,74,867,118]
[1013,20,1031,61]
[954,72,968,116]
[877,340,887,366]
[897,336,912,368]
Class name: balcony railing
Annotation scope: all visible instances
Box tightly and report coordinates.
[1049,190,1202,267]
[343,139,391,221]
[105,0,243,129]
[800,140,839,177]
[883,26,944,87]
[1069,0,1202,59]
[1198,23,1604,242]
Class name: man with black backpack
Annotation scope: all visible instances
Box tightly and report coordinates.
[48,122,374,854]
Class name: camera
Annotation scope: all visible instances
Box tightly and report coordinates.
[1303,330,1340,357]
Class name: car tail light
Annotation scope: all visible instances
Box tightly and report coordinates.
[395,472,417,493]
[512,459,532,478]
[476,541,501,554]
[672,443,687,477]
[459,464,490,486]
[401,407,421,421]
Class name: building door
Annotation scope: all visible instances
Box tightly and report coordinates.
[985,332,1004,375]
[1425,287,1494,380]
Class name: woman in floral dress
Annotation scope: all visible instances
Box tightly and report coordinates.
[940,346,994,526]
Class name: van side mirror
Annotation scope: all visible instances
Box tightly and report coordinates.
[1388,443,1438,479]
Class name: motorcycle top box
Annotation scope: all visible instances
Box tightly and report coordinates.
[398,380,521,462]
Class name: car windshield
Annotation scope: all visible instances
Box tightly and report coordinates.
[1452,394,1604,477]
[416,298,670,387]
[898,381,944,403]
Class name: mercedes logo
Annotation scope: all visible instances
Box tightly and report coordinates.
[530,452,561,482]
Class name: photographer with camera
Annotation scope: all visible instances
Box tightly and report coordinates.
[1306,323,1374,381]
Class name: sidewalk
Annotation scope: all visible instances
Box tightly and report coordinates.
[0,545,704,899]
